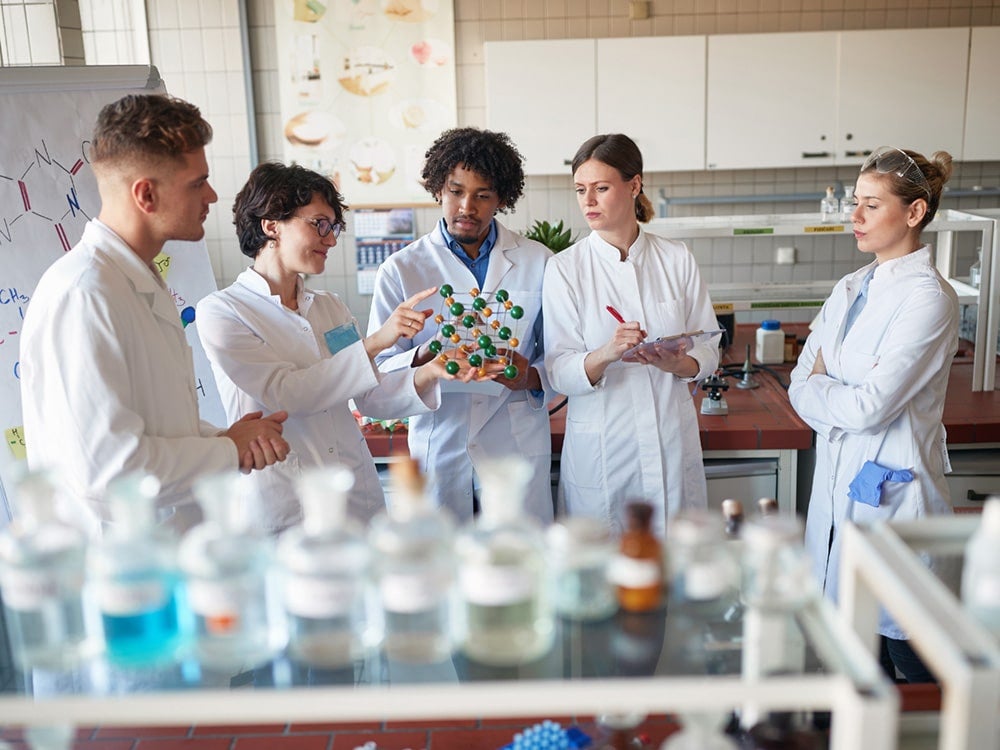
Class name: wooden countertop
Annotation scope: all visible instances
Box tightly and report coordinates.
[364,325,1000,457]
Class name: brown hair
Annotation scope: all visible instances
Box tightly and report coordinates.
[233,162,347,259]
[90,94,212,169]
[571,133,654,223]
[860,149,953,231]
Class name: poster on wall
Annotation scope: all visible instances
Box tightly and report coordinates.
[274,0,457,206]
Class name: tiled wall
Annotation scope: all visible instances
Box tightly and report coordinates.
[0,0,62,65]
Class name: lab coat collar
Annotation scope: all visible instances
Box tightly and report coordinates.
[429,220,516,294]
[587,227,648,263]
[84,219,182,330]
[237,266,315,316]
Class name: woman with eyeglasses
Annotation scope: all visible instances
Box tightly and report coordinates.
[196,162,465,533]
[789,147,958,683]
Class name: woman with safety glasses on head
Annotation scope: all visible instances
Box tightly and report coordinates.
[789,147,957,683]
[196,162,468,533]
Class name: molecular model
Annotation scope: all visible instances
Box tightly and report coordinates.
[427,284,524,379]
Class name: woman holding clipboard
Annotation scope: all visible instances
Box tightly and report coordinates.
[542,133,720,536]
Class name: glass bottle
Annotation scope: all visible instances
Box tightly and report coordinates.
[666,510,738,619]
[757,497,779,518]
[368,456,456,663]
[961,497,1000,637]
[90,473,188,666]
[546,516,616,621]
[0,470,102,669]
[741,516,814,613]
[608,501,663,613]
[839,184,855,223]
[180,473,287,671]
[660,712,740,749]
[969,248,982,289]
[820,186,838,224]
[721,499,744,539]
[277,466,369,667]
[454,456,554,666]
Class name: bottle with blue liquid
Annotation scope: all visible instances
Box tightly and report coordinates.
[277,466,370,667]
[90,473,188,666]
[0,470,102,669]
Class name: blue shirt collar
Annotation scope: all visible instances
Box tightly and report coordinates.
[439,217,497,263]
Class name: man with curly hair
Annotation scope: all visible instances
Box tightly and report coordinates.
[20,94,289,535]
[368,127,553,521]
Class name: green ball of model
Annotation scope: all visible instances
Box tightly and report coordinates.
[504,365,519,380]
[439,284,453,298]
[449,302,464,316]
[428,339,443,354]
[462,314,476,328]
[445,360,461,376]
[472,297,487,311]
[468,353,483,368]
[498,326,512,340]
[484,343,497,358]
[495,289,509,303]
[441,323,456,337]
[476,334,491,349]
[510,305,524,320]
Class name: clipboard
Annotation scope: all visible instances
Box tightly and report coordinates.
[622,329,724,362]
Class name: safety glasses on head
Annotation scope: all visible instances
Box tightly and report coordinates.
[293,215,345,239]
[860,146,931,201]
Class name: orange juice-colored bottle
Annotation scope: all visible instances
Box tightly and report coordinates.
[609,502,663,612]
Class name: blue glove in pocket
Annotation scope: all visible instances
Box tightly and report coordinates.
[848,460,914,507]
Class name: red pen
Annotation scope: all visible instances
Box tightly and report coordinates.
[606,305,647,339]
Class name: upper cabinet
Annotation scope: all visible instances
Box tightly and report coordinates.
[706,27,970,170]
[485,37,706,176]
[963,26,1000,162]
[485,39,597,176]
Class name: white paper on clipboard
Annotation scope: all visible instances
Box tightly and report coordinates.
[622,329,725,362]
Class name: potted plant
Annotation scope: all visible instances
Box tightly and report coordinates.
[524,219,576,253]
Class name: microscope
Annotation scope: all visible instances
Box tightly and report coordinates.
[700,370,730,416]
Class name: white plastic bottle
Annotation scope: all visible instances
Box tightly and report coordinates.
[820,185,838,223]
[961,497,1000,638]
[755,320,784,365]
[277,466,369,667]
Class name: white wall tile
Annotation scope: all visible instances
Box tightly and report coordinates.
[25,2,61,62]
[201,27,225,71]
[175,0,200,28]
[199,0,222,27]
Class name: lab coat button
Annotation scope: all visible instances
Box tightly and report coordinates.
[328,447,335,454]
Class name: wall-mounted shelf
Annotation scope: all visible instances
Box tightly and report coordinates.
[646,210,997,391]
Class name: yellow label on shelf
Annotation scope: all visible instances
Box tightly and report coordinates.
[5,426,26,460]
[804,225,846,233]
[713,302,735,313]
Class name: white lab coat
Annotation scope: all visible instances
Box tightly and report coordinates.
[20,220,237,533]
[196,268,440,533]
[789,246,958,639]
[368,221,554,522]
[542,230,720,536]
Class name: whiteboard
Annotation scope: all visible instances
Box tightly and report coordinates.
[0,65,226,520]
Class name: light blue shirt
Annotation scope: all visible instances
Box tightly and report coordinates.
[439,217,497,290]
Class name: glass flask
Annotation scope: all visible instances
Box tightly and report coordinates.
[608,501,664,613]
[455,456,554,665]
[666,510,739,620]
[90,473,189,666]
[277,466,370,667]
[0,470,102,669]
[368,456,456,663]
[741,516,814,613]
[546,516,616,621]
[180,472,287,671]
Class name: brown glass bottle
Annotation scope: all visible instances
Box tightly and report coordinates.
[611,502,663,613]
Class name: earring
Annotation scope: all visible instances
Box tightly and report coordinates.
[268,238,276,250]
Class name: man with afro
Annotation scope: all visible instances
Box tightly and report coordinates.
[368,127,554,521]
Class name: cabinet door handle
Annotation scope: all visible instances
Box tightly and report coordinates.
[966,489,994,502]
[801,151,831,158]
[563,159,573,165]
[844,150,873,158]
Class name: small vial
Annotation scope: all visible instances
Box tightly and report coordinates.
[277,466,369,667]
[721,499,744,539]
[757,497,779,517]
[840,184,855,223]
[0,471,102,669]
[667,510,738,618]
[741,516,814,612]
[608,502,663,613]
[455,457,554,666]
[91,473,189,666]
[546,517,616,621]
[820,185,838,223]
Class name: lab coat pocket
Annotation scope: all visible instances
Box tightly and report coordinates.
[648,298,685,338]
[839,351,879,386]
[507,400,550,457]
[562,415,604,490]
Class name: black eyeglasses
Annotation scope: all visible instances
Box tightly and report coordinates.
[861,146,932,200]
[293,216,345,239]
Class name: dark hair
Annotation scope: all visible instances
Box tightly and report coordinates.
[233,162,347,259]
[421,127,524,211]
[571,133,654,223]
[91,94,212,168]
[860,149,954,231]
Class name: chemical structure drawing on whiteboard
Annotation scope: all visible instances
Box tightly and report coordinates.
[0,139,96,252]
[429,284,525,379]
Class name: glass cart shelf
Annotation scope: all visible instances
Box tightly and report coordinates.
[646,210,997,391]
